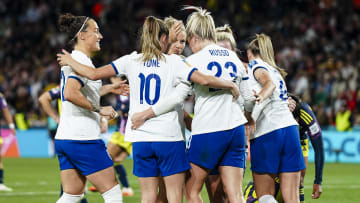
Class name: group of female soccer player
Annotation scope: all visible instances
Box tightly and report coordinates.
[54,5,314,203]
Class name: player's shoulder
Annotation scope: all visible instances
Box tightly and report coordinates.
[71,50,89,62]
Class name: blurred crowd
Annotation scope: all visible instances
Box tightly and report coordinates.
[0,0,359,130]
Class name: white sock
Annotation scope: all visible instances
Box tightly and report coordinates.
[56,192,84,203]
[102,184,123,203]
[259,194,278,203]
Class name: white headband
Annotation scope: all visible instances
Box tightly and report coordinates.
[71,17,89,41]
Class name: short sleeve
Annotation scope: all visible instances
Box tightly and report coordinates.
[172,55,197,85]
[0,93,8,109]
[110,54,132,76]
[49,87,61,100]
[68,71,88,87]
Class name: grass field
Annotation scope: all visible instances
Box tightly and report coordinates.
[0,158,359,202]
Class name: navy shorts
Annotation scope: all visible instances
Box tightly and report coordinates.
[55,139,113,176]
[250,125,306,173]
[187,125,246,170]
[132,141,191,177]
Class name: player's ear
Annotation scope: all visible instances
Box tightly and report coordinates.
[78,32,86,40]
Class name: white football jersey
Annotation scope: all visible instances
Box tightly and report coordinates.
[55,50,102,140]
[247,58,298,139]
[186,44,249,135]
[111,52,196,142]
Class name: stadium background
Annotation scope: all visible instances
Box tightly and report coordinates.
[0,0,360,202]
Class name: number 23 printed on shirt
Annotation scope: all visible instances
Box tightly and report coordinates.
[138,73,161,105]
[207,61,237,92]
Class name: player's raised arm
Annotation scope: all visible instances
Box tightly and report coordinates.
[57,49,116,80]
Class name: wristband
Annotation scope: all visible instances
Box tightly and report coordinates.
[9,123,15,129]
[91,103,101,113]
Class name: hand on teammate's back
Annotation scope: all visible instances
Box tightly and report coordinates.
[288,96,296,112]
[57,49,72,66]
[230,82,240,100]
[253,90,264,103]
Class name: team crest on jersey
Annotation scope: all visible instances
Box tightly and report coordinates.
[248,60,258,69]
[182,59,191,67]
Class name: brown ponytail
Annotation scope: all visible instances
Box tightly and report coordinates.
[248,33,287,78]
[140,16,169,62]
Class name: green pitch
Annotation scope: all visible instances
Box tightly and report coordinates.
[0,158,359,202]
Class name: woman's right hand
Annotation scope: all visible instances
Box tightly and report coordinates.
[99,106,118,120]
[168,21,183,43]
[57,49,73,66]
[230,82,240,100]
[288,96,296,112]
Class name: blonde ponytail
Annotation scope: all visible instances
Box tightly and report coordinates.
[141,16,169,62]
[183,6,216,42]
[248,33,287,78]
[216,24,236,50]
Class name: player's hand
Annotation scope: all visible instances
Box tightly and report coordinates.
[312,184,322,199]
[230,82,240,100]
[54,116,60,124]
[253,90,264,103]
[288,96,296,112]
[168,21,183,43]
[111,80,130,96]
[131,112,146,130]
[99,106,118,120]
[57,49,73,66]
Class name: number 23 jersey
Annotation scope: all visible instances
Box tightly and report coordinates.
[186,44,248,135]
[111,52,196,142]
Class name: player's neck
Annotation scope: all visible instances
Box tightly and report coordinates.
[195,40,214,53]
[74,45,91,58]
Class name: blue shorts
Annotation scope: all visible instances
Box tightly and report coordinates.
[187,125,246,170]
[132,141,191,177]
[250,125,305,173]
[209,149,249,176]
[55,139,113,176]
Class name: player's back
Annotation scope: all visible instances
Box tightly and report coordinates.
[111,53,194,142]
[186,44,247,135]
[247,58,297,138]
[56,50,102,141]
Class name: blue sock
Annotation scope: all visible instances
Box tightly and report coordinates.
[0,169,3,184]
[115,165,129,188]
